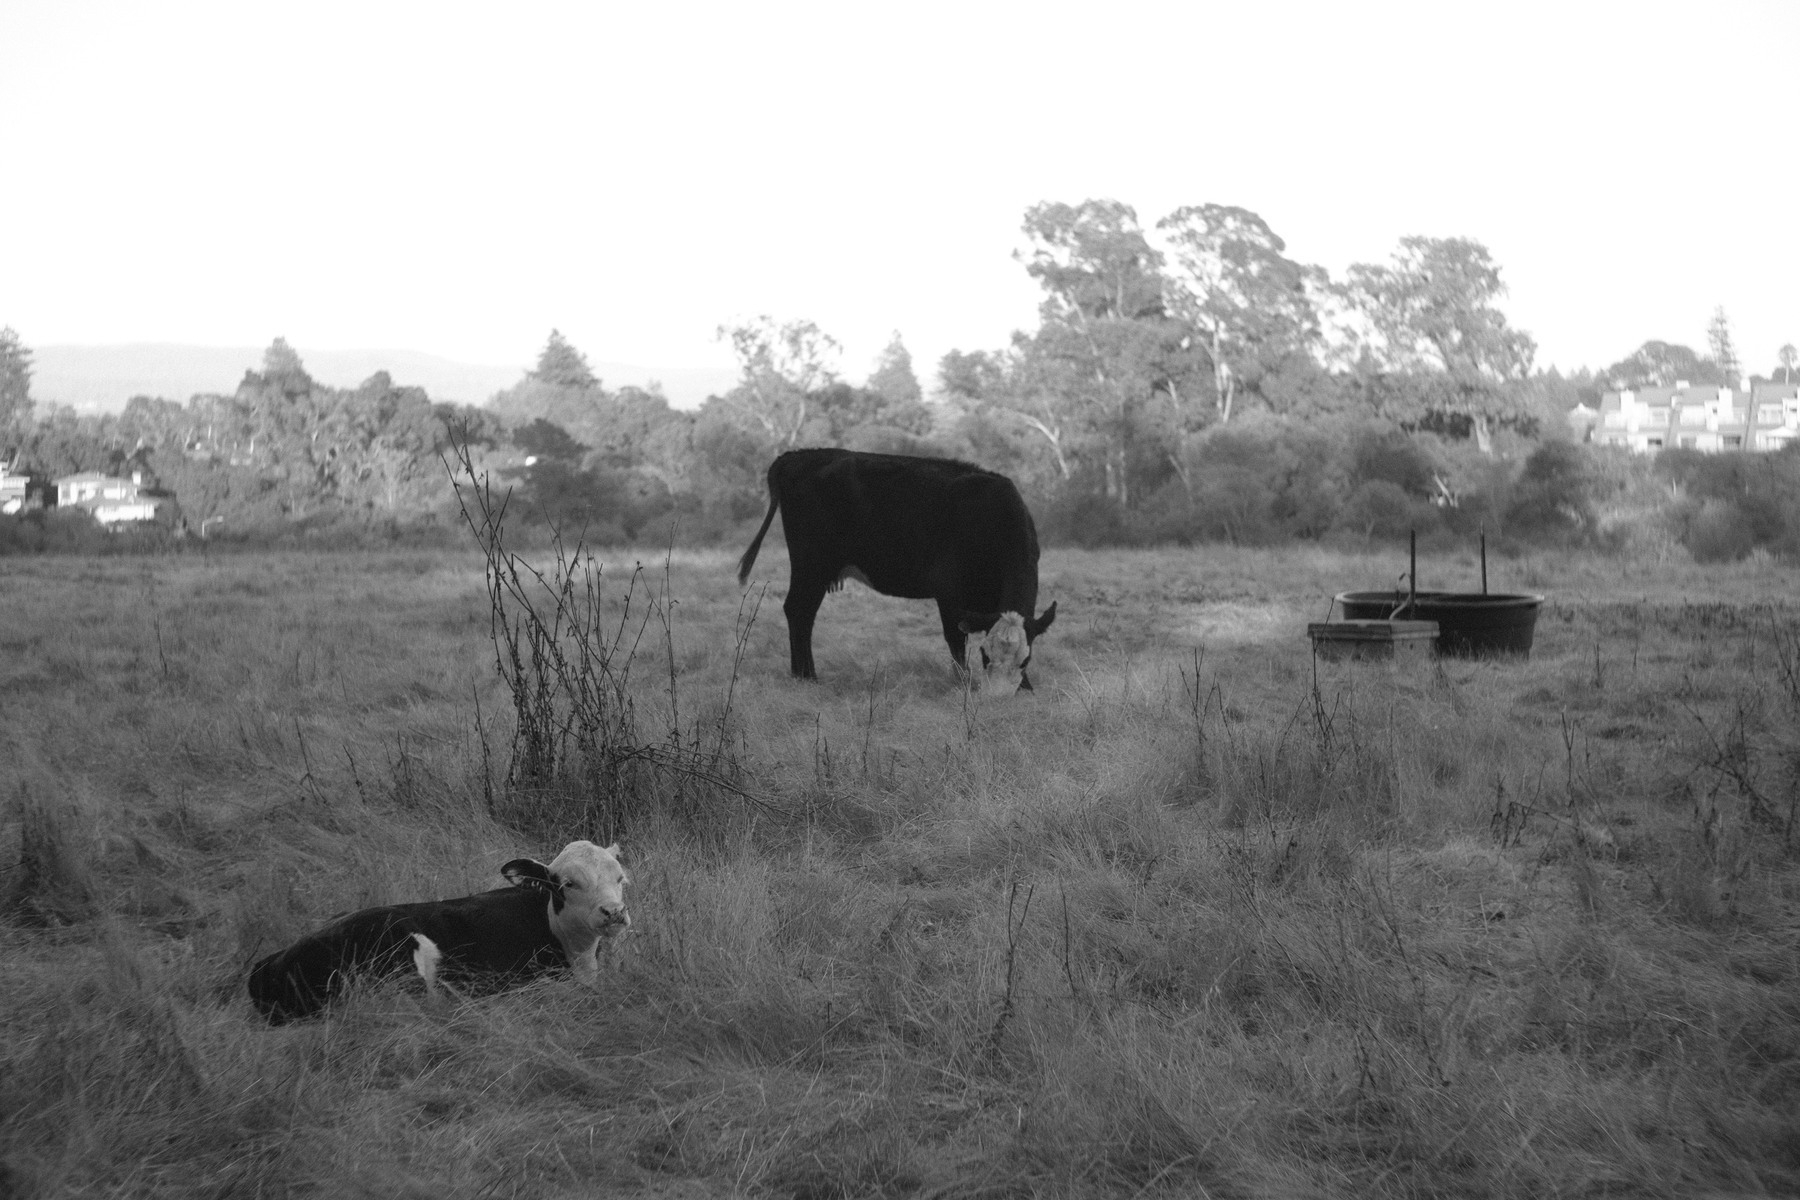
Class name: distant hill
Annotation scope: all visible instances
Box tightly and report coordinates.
[30,344,737,412]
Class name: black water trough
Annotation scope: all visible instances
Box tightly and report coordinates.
[1334,591,1545,658]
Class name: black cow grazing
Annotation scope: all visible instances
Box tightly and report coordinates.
[737,449,1058,690]
[248,841,629,1024]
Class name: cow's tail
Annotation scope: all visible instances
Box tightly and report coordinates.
[736,466,782,586]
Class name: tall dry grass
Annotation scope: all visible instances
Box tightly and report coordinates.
[1,534,1797,1198]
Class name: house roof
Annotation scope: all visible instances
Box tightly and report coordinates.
[1599,384,1752,409]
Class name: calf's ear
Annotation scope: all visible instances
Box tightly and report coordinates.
[1026,602,1058,639]
[604,842,623,860]
[502,858,553,889]
[958,611,1003,635]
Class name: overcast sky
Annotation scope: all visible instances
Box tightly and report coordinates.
[4,0,1796,397]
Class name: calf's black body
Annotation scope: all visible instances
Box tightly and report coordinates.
[248,887,561,1024]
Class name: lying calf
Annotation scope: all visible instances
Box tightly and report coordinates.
[248,840,630,1024]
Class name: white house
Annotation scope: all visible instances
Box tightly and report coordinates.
[55,468,177,525]
[1,459,35,514]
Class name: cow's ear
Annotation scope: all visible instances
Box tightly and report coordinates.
[958,611,1002,635]
[1026,602,1058,639]
[502,858,553,889]
[604,842,623,861]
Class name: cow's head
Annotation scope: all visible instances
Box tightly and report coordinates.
[502,840,631,985]
[959,602,1058,693]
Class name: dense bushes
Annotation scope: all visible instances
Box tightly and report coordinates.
[10,320,1797,562]
[1657,445,1800,561]
[13,422,1797,563]
[1038,418,1481,550]
[0,508,475,555]
[1029,423,1800,561]
[0,509,121,554]
[1502,441,1595,544]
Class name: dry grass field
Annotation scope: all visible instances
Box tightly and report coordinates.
[2,533,1798,1198]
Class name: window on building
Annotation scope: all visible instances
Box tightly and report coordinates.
[1725,436,1742,448]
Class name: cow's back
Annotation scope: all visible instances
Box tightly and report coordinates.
[773,449,1027,598]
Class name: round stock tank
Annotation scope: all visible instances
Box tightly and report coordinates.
[1333,591,1545,658]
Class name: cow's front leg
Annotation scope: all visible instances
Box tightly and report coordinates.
[936,598,969,669]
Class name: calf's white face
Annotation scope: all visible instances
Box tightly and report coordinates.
[974,612,1031,693]
[501,839,631,987]
[550,840,631,985]
[549,839,631,935]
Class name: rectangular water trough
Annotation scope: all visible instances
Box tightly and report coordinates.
[1307,619,1439,666]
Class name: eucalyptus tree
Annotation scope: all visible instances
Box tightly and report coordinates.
[1345,236,1536,452]
[1011,199,1195,505]
[1157,204,1318,426]
[716,315,841,450]
[1601,341,1723,390]
[937,345,1072,483]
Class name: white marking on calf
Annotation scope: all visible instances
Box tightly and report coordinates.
[411,933,442,995]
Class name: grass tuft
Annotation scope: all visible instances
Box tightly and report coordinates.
[4,784,97,925]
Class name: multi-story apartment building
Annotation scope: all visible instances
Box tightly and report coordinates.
[1589,381,1800,453]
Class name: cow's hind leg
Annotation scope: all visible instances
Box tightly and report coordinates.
[784,577,829,679]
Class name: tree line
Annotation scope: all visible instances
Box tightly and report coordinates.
[2,197,1797,558]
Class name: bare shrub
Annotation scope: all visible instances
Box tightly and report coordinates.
[448,434,783,845]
